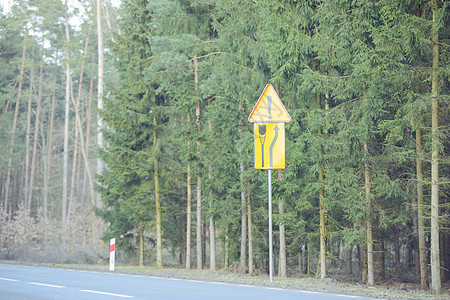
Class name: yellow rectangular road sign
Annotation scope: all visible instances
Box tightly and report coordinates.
[254,123,285,169]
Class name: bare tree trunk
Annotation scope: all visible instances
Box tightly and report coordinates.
[71,79,96,206]
[278,170,286,278]
[43,76,56,221]
[24,47,35,208]
[186,163,192,269]
[346,246,352,275]
[239,161,247,273]
[364,141,374,286]
[224,233,229,269]
[70,32,90,207]
[153,108,162,268]
[28,48,44,211]
[82,59,95,208]
[248,194,253,275]
[196,175,202,270]
[97,0,104,207]
[5,13,27,218]
[394,228,400,276]
[62,5,71,223]
[139,220,144,266]
[186,113,192,270]
[416,127,428,289]
[194,54,202,270]
[317,84,326,279]
[430,0,441,293]
[207,109,215,271]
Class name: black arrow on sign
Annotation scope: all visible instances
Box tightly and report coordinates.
[269,125,279,167]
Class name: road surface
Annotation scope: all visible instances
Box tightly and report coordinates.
[0,264,372,299]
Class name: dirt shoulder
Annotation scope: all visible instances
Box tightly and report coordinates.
[1,260,448,299]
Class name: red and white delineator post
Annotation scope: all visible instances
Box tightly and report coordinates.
[110,238,115,271]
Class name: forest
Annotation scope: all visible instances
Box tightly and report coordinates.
[0,0,449,294]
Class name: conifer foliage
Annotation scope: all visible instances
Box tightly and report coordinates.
[0,0,449,292]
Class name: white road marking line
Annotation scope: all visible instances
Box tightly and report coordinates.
[80,290,134,298]
[0,277,19,282]
[28,282,65,288]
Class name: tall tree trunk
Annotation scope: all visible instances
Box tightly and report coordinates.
[82,58,95,207]
[71,80,96,206]
[278,170,286,278]
[416,127,427,289]
[69,32,90,207]
[153,108,163,268]
[207,109,215,271]
[43,76,56,221]
[139,220,144,266]
[97,0,104,207]
[28,48,44,211]
[5,13,27,218]
[346,245,352,275]
[394,228,400,276]
[24,47,35,208]
[62,5,71,223]
[317,78,326,279]
[248,193,253,275]
[186,113,192,270]
[194,54,202,270]
[239,161,247,273]
[186,164,192,269]
[364,141,374,286]
[430,0,441,293]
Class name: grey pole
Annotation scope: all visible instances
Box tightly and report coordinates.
[268,169,273,283]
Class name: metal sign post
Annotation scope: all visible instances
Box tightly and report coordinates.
[248,84,290,283]
[268,169,273,283]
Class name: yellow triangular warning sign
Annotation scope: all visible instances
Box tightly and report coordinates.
[248,84,291,123]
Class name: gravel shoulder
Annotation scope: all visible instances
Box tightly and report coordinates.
[1,260,448,299]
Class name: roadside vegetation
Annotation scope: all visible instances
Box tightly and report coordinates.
[0,0,449,297]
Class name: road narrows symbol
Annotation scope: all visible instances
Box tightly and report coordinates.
[259,125,266,168]
[269,125,279,167]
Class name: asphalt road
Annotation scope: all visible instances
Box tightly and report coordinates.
[0,264,372,300]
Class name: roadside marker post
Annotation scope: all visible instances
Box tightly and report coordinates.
[249,84,290,283]
[110,238,115,271]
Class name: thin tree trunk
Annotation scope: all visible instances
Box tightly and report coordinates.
[62,5,71,223]
[97,0,104,207]
[224,233,229,269]
[430,0,440,293]
[364,141,374,286]
[71,79,96,206]
[186,163,192,269]
[82,58,95,207]
[43,76,56,221]
[70,32,90,207]
[5,13,27,218]
[278,170,286,278]
[239,161,247,273]
[153,108,162,268]
[28,48,44,211]
[207,109,215,271]
[346,245,352,275]
[248,193,253,275]
[416,127,427,289]
[394,228,400,276]
[186,113,192,270]
[139,220,144,266]
[194,54,202,270]
[24,47,35,208]
[317,82,326,279]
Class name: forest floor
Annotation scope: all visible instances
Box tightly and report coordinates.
[1,260,449,299]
